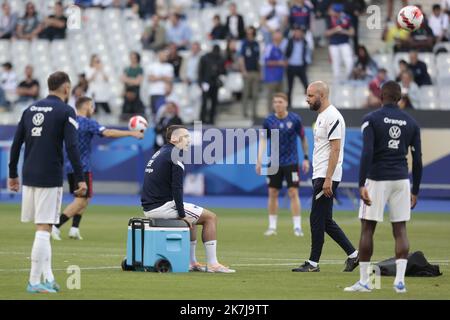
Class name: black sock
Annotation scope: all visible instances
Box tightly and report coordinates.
[56,214,70,228]
[72,214,82,228]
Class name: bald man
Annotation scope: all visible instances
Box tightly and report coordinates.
[292,81,358,272]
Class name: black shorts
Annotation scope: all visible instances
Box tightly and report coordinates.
[68,172,93,198]
[268,164,300,189]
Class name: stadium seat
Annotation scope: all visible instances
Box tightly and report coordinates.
[0,40,11,64]
[353,86,370,109]
[332,84,354,109]
[418,53,436,80]
[419,85,439,110]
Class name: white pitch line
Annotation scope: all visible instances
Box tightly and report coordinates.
[0,260,448,273]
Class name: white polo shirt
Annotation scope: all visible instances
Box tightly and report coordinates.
[312,105,346,182]
[147,62,174,96]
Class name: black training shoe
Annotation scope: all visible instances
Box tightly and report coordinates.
[343,255,359,272]
[292,261,320,272]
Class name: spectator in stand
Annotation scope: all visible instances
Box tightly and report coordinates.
[240,26,260,120]
[15,2,42,41]
[68,84,86,110]
[210,14,228,40]
[366,68,387,109]
[398,94,414,109]
[382,21,411,53]
[289,0,313,31]
[408,50,432,86]
[311,0,331,46]
[260,0,289,44]
[282,25,312,107]
[167,43,183,81]
[74,0,94,8]
[335,0,366,53]
[135,0,156,20]
[198,44,226,125]
[153,101,183,152]
[77,73,89,93]
[0,62,16,109]
[166,13,192,50]
[442,0,450,15]
[39,1,67,41]
[289,0,315,49]
[86,54,111,114]
[428,4,449,43]
[398,70,420,109]
[142,15,167,52]
[182,41,202,85]
[263,31,287,112]
[121,51,145,121]
[16,65,40,104]
[395,59,409,82]
[225,2,245,40]
[225,39,240,73]
[147,49,174,115]
[325,3,355,82]
[350,45,378,81]
[0,2,18,39]
[408,8,435,52]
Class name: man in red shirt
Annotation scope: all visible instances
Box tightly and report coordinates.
[366,68,387,109]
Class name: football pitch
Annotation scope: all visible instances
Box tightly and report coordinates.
[0,203,449,300]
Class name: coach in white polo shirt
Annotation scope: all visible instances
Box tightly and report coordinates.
[292,81,358,273]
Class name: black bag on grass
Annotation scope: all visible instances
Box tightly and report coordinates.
[375,251,442,277]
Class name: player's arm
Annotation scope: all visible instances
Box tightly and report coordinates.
[359,119,375,206]
[298,120,310,174]
[171,162,186,219]
[410,125,423,209]
[102,129,144,139]
[323,139,340,198]
[256,121,269,175]
[8,113,25,192]
[64,109,86,197]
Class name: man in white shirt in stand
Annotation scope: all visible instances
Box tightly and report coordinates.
[148,49,174,116]
[260,0,289,44]
[429,4,449,43]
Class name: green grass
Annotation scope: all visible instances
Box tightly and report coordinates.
[0,203,449,300]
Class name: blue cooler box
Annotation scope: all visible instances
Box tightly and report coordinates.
[122,218,190,273]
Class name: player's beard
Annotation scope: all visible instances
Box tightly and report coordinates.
[309,100,321,111]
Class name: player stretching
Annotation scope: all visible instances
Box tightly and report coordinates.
[8,72,87,293]
[51,97,143,241]
[256,93,310,237]
[345,81,422,293]
[142,125,235,273]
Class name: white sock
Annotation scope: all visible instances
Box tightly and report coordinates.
[348,250,358,259]
[268,215,277,230]
[29,231,51,286]
[359,262,371,285]
[190,240,198,264]
[394,259,408,285]
[204,240,218,265]
[308,260,318,267]
[292,216,301,230]
[43,238,54,283]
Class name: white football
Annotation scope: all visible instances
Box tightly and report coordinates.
[128,115,148,132]
[397,5,423,32]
